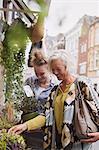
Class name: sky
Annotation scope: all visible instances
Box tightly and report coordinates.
[45,0,99,36]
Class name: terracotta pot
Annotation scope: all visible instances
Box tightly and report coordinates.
[31,17,44,44]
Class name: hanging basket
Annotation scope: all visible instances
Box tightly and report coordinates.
[31,17,44,44]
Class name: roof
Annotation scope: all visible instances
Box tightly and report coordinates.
[65,15,97,36]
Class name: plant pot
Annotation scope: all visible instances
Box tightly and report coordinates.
[21,112,38,122]
[31,17,44,44]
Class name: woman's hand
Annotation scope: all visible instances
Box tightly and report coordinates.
[81,132,99,143]
[8,123,27,135]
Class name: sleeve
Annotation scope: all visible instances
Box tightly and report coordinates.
[26,115,46,131]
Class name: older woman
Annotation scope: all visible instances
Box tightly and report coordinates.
[9,50,99,150]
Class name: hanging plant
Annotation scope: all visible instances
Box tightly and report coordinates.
[30,0,48,43]
[36,0,48,23]
[0,19,30,115]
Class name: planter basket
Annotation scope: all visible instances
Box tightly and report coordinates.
[31,18,44,43]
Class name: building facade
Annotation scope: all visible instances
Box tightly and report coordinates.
[65,18,83,74]
[44,33,65,56]
[87,18,99,86]
[77,16,95,76]
[65,15,96,75]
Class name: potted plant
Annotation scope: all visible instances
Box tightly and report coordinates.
[0,129,26,150]
[0,103,26,150]
[21,95,39,122]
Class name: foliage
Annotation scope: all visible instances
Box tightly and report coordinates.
[0,129,26,150]
[21,95,38,114]
[0,19,30,111]
[0,100,20,130]
[21,95,38,122]
[36,0,48,23]
[0,102,18,129]
[0,116,13,130]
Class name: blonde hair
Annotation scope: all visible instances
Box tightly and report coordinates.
[30,48,48,67]
[49,49,73,73]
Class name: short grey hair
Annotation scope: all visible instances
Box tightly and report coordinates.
[48,49,73,73]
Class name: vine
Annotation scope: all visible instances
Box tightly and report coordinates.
[0,18,30,112]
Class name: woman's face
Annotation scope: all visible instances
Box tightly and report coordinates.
[51,59,67,81]
[34,65,49,83]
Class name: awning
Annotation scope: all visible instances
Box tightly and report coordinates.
[2,0,51,25]
[11,0,38,24]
